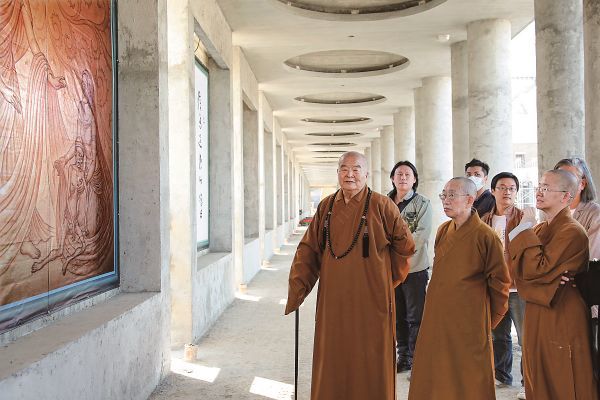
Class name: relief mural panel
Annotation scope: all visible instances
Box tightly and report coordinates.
[0,0,115,330]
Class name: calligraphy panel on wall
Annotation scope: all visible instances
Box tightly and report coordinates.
[0,0,117,333]
[195,60,209,249]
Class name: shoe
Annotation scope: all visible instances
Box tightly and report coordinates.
[396,361,411,373]
[495,379,510,388]
[517,388,526,399]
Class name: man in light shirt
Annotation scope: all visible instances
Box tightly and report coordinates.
[480,172,526,397]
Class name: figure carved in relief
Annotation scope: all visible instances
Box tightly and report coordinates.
[32,70,103,275]
[0,0,67,276]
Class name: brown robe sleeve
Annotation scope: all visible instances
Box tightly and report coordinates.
[485,233,511,328]
[382,197,416,288]
[284,198,327,315]
[508,225,589,307]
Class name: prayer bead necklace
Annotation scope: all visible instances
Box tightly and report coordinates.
[322,188,372,259]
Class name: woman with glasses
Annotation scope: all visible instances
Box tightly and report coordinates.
[388,161,432,374]
[480,172,526,397]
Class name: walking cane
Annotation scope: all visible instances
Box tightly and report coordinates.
[295,308,299,399]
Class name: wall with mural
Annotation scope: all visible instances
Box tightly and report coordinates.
[0,0,116,331]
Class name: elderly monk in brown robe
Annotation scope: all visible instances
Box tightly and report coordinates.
[508,169,598,400]
[408,177,510,400]
[285,151,415,400]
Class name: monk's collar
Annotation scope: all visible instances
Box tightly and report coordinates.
[453,208,479,230]
[548,206,571,227]
[336,185,368,203]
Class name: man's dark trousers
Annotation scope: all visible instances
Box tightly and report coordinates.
[395,268,428,368]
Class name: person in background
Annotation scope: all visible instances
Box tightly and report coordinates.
[465,158,495,216]
[388,161,432,373]
[480,172,526,397]
[508,169,597,400]
[555,157,600,396]
[408,177,510,400]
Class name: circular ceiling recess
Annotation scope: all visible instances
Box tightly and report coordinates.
[285,50,409,77]
[295,92,386,105]
[301,116,371,124]
[309,142,357,147]
[274,0,447,21]
[306,132,362,137]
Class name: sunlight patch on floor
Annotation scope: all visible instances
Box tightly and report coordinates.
[235,292,261,302]
[171,358,221,383]
[249,376,294,400]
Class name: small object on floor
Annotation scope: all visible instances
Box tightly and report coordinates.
[495,378,510,388]
[517,388,526,399]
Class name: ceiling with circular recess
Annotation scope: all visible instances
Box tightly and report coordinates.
[301,116,371,124]
[295,92,386,105]
[309,142,357,146]
[216,0,534,186]
[305,131,363,137]
[273,0,448,20]
[285,50,409,76]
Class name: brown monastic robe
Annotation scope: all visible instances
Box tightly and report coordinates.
[408,210,510,400]
[285,185,415,400]
[508,207,598,400]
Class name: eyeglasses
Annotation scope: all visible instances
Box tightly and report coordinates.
[534,186,569,194]
[495,186,518,193]
[438,192,469,201]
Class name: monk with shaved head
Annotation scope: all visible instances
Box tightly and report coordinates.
[408,177,510,400]
[508,169,598,399]
[286,151,415,400]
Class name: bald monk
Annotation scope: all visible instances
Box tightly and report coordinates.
[408,177,510,400]
[285,151,415,400]
[508,169,598,400]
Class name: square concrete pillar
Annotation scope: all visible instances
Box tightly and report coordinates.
[243,103,259,239]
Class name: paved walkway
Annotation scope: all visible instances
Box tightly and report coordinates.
[150,228,523,400]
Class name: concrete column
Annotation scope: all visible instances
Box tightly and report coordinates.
[414,87,424,174]
[451,40,469,176]
[243,105,259,239]
[365,147,373,187]
[277,143,283,226]
[304,176,311,217]
[288,157,293,221]
[536,0,585,172]
[231,47,245,287]
[381,126,395,194]
[264,129,274,230]
[119,0,169,292]
[167,0,194,347]
[284,153,289,221]
[393,107,415,163]
[257,94,266,261]
[468,19,512,177]
[371,139,382,193]
[208,60,232,252]
[585,0,600,179]
[420,77,452,244]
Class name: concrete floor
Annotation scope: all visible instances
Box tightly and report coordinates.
[150,228,523,400]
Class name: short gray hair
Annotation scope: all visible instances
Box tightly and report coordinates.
[449,177,477,196]
[338,151,368,171]
[554,157,597,202]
